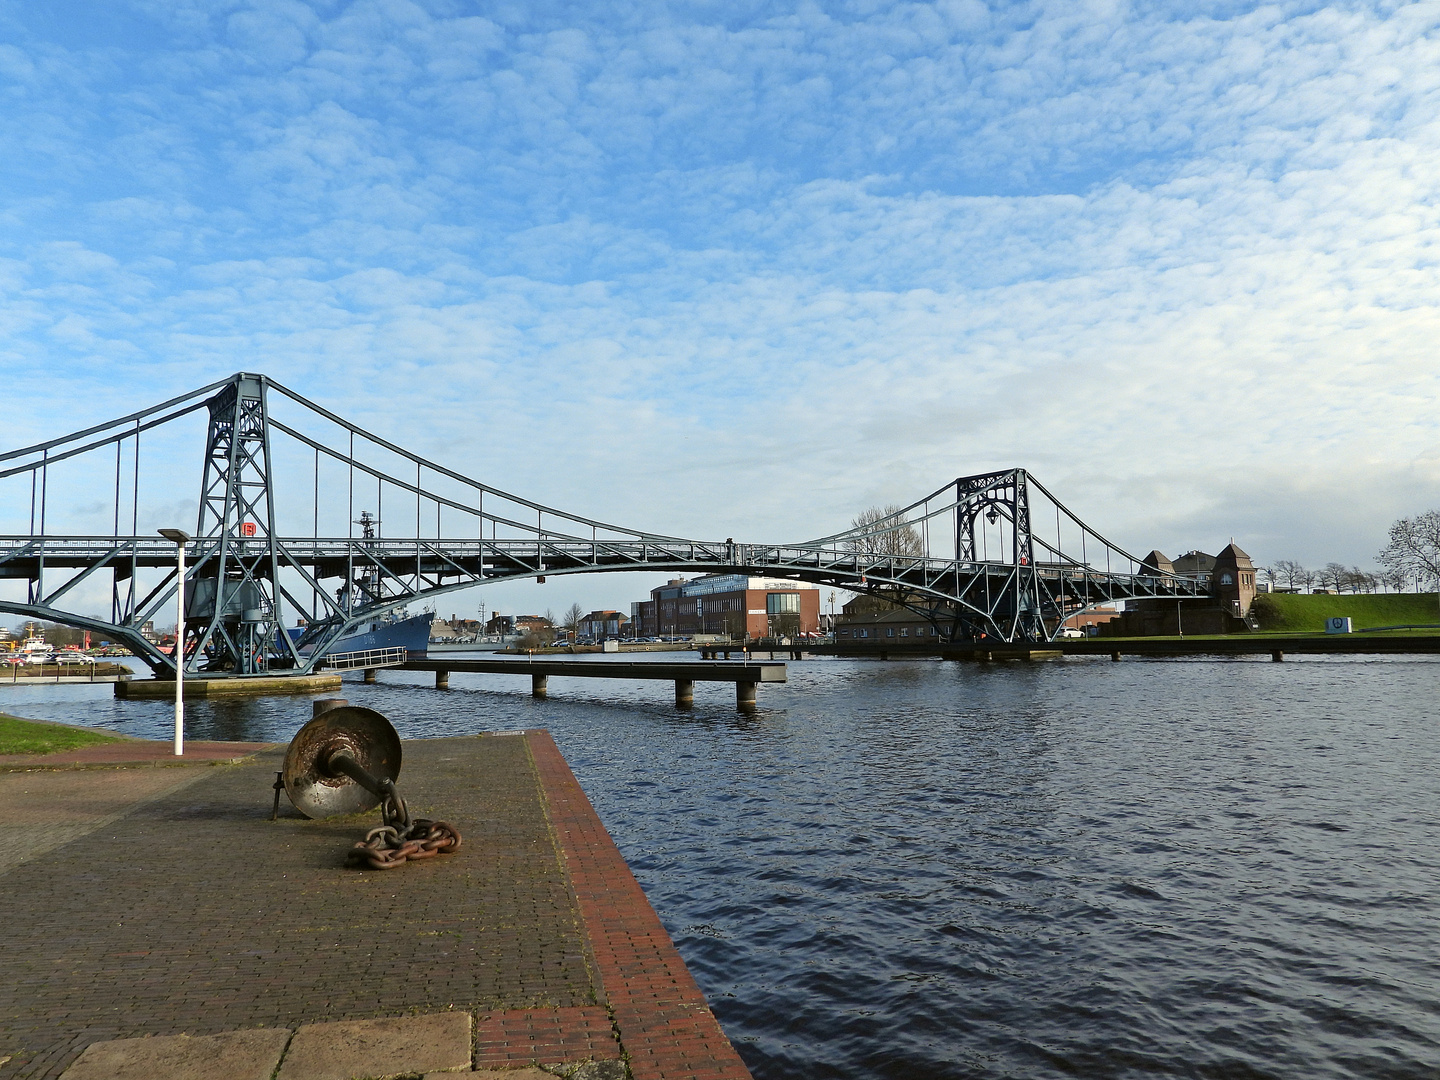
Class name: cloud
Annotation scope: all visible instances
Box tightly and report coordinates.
[2,0,1440,626]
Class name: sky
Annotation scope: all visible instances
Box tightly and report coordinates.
[3,0,1440,621]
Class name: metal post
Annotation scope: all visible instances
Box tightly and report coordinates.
[159,529,191,755]
[174,540,185,754]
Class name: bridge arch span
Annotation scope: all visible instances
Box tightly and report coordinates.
[1,373,1208,676]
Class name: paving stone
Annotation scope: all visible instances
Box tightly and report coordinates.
[0,736,593,1079]
[277,1012,471,1080]
[56,1027,292,1080]
[0,730,748,1080]
[472,1007,619,1070]
[0,767,213,869]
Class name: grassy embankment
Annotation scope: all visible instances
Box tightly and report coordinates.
[1249,592,1440,634]
[0,713,124,755]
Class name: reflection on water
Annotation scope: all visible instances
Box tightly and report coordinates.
[6,654,1440,1079]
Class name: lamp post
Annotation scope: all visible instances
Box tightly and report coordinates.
[158,528,191,756]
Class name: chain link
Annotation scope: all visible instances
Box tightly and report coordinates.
[348,817,461,870]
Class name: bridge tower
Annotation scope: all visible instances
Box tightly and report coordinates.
[186,374,289,675]
[950,468,1045,641]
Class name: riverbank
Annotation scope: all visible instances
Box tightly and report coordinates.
[0,713,129,758]
[0,728,751,1080]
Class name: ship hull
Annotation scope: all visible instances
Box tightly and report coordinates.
[290,612,434,659]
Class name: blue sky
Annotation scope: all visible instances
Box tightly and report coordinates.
[3,1,1439,618]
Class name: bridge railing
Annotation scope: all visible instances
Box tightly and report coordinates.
[321,646,407,671]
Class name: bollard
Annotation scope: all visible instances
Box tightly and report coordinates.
[363,668,377,684]
[675,679,694,707]
[1272,650,1284,662]
[313,698,348,718]
[736,681,757,709]
[532,673,548,697]
[1111,651,1121,662]
[435,669,450,690]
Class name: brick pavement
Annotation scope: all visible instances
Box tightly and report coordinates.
[0,729,752,1080]
[0,767,216,867]
[529,732,753,1080]
[0,734,594,1078]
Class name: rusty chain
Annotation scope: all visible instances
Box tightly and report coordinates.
[345,785,462,870]
[348,818,462,870]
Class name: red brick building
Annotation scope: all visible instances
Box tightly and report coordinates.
[632,575,820,639]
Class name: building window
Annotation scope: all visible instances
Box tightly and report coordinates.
[766,593,801,615]
[1220,572,1233,586]
[886,628,895,637]
[900,628,908,637]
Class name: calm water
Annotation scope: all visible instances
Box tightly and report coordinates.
[6,655,1439,1078]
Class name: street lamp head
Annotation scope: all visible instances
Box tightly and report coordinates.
[158,528,191,545]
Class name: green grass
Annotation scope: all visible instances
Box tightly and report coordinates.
[0,713,124,756]
[1250,592,1440,633]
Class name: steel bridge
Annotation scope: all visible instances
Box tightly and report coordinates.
[0,372,1208,678]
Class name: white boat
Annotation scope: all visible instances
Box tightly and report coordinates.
[21,631,54,664]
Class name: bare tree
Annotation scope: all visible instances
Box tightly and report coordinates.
[1320,562,1349,593]
[847,505,924,610]
[1379,510,1440,610]
[1347,566,1377,594]
[1273,559,1306,589]
[563,603,584,641]
[848,505,925,558]
[1379,565,1409,593]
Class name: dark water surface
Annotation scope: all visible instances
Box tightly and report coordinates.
[6,655,1439,1078]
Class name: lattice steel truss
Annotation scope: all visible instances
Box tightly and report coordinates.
[0,372,1208,676]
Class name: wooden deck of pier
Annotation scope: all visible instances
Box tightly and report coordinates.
[397,657,787,708]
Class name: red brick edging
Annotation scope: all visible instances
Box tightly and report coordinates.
[526,730,754,1080]
[474,1006,620,1069]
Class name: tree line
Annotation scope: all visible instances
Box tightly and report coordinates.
[1267,509,1440,594]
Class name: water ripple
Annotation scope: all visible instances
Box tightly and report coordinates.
[7,655,1440,1077]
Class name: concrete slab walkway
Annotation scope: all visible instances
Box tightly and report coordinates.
[0,729,751,1080]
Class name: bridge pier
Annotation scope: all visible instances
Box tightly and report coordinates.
[362,668,377,684]
[736,681,757,709]
[532,673,548,697]
[435,669,450,689]
[675,679,694,708]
